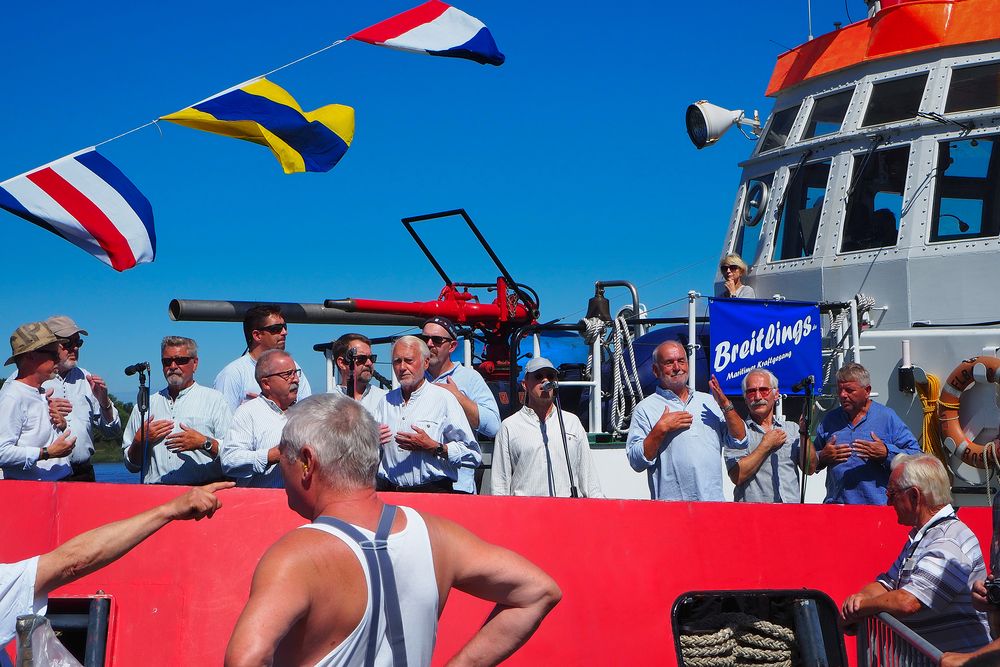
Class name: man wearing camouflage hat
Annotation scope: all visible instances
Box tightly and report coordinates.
[42,316,121,482]
[0,322,76,480]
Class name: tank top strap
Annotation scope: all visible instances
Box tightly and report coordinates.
[313,504,408,667]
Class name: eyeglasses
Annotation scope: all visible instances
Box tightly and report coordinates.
[341,354,376,365]
[745,386,772,397]
[161,356,194,367]
[886,485,912,501]
[60,337,84,349]
[419,334,454,347]
[263,368,302,382]
[256,323,288,335]
[721,265,741,272]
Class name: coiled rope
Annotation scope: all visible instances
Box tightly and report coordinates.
[608,316,644,436]
[915,372,951,473]
[679,613,797,667]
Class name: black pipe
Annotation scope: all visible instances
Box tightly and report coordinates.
[169,299,425,326]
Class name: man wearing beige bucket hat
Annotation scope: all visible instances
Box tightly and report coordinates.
[0,321,76,480]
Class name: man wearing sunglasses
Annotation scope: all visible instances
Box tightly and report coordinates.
[214,305,313,413]
[491,358,602,498]
[31,316,120,482]
[0,322,76,481]
[331,333,387,415]
[123,336,232,485]
[725,368,814,503]
[421,317,500,494]
[221,349,302,488]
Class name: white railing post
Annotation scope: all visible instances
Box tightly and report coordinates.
[590,337,602,431]
[463,336,473,367]
[326,350,336,393]
[849,298,862,364]
[687,290,700,392]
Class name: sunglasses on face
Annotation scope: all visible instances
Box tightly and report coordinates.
[341,354,376,365]
[256,323,287,335]
[263,368,301,382]
[745,387,772,397]
[60,337,84,349]
[419,334,453,347]
[532,371,558,382]
[162,356,194,367]
[721,265,741,272]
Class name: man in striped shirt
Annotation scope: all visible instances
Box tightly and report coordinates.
[840,453,991,653]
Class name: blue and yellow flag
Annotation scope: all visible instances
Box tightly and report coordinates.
[161,78,354,174]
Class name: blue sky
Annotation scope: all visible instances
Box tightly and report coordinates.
[0,1,861,397]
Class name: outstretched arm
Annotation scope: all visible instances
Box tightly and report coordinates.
[429,516,561,667]
[34,481,233,596]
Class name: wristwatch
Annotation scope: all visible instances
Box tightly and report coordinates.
[434,444,445,458]
[40,446,49,461]
[201,438,213,454]
[721,403,735,413]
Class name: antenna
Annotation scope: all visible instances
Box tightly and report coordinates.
[807,0,814,40]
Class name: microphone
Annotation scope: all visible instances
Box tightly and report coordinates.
[124,361,150,376]
[791,375,815,393]
[540,380,558,392]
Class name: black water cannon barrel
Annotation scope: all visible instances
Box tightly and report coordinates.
[168,299,426,327]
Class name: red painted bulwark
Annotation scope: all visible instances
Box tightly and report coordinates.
[0,481,993,665]
[766,0,1000,96]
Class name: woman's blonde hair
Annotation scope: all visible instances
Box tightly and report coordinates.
[720,253,748,273]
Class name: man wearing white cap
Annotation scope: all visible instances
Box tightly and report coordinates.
[39,315,120,482]
[491,357,602,498]
[0,322,76,481]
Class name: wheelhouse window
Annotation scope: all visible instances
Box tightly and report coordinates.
[931,136,1000,242]
[862,74,928,126]
[759,105,801,153]
[772,159,831,261]
[733,175,773,266]
[945,62,1000,113]
[841,146,908,252]
[802,89,853,139]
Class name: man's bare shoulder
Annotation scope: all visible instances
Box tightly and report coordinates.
[253,523,358,582]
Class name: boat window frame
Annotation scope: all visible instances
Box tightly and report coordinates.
[861,72,930,128]
[944,60,1000,115]
[837,144,911,254]
[757,104,803,155]
[730,173,774,267]
[928,133,1000,244]
[769,156,833,264]
[802,88,855,140]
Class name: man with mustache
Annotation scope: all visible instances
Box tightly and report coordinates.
[812,362,920,504]
[626,340,747,501]
[221,349,301,488]
[122,336,232,485]
[331,333,387,415]
[214,304,313,412]
[373,336,481,493]
[725,367,813,503]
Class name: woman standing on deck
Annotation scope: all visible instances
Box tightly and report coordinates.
[718,253,756,299]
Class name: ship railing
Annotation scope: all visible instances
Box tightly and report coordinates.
[856,612,941,667]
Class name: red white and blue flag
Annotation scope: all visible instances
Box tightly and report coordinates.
[350,1,505,66]
[0,148,155,271]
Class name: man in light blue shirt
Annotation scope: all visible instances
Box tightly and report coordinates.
[374,336,481,493]
[421,316,500,495]
[626,340,747,501]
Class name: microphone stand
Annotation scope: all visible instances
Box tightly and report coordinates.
[550,381,579,498]
[346,348,357,399]
[137,368,150,484]
[797,375,814,504]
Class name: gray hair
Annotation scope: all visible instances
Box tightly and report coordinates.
[891,453,952,507]
[393,335,430,361]
[255,349,292,384]
[161,336,197,356]
[837,362,871,386]
[280,394,380,490]
[742,367,779,395]
[654,339,686,364]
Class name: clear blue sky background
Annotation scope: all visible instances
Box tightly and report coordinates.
[0,1,862,398]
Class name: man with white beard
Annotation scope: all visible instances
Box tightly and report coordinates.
[122,336,232,485]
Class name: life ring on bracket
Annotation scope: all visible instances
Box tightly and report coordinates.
[937,355,1000,469]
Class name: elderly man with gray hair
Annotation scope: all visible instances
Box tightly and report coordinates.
[811,362,920,504]
[841,453,991,654]
[372,335,481,493]
[220,349,302,488]
[123,336,232,485]
[725,367,813,503]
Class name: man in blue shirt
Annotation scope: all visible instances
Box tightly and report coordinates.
[626,340,747,501]
[813,362,920,504]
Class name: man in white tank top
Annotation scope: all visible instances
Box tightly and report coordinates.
[226,394,561,667]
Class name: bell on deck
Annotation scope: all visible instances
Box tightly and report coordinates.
[585,289,611,322]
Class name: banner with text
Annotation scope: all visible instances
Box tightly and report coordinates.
[708,298,821,395]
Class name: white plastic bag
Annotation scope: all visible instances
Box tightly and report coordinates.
[22,619,82,667]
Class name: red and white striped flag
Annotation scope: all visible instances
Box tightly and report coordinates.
[0,148,155,271]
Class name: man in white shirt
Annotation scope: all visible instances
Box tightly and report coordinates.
[492,357,602,498]
[39,316,120,482]
[214,304,312,412]
[373,336,481,493]
[221,349,301,488]
[123,336,232,485]
[0,322,76,481]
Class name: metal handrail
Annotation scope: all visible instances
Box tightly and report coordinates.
[856,612,942,667]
